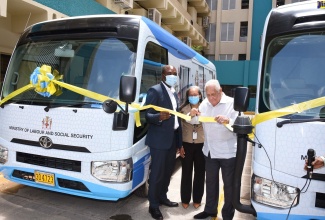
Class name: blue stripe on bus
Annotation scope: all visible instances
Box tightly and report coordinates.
[142,16,209,65]
[6,166,130,200]
[0,163,150,201]
[132,153,150,189]
[257,212,325,220]
[144,59,163,67]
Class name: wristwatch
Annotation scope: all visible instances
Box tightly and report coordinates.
[320,156,325,167]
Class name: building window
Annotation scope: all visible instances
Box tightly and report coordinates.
[241,0,249,9]
[222,85,256,99]
[276,0,285,7]
[206,0,217,10]
[240,21,248,42]
[221,23,234,41]
[205,23,216,42]
[238,54,246,60]
[206,55,215,61]
[222,85,238,97]
[219,54,233,60]
[0,54,10,91]
[222,0,236,10]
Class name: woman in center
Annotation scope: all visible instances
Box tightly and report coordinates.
[179,86,205,209]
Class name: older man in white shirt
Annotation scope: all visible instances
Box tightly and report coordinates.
[190,79,238,220]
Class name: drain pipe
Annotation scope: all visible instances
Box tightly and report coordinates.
[232,115,257,216]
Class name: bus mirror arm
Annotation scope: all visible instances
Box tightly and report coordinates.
[102,75,137,131]
[247,137,262,148]
[102,100,130,131]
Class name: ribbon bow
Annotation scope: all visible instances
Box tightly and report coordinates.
[30,65,63,97]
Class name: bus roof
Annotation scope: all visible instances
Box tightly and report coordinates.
[267,1,325,37]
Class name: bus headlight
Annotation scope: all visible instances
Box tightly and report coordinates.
[0,145,8,164]
[252,175,299,208]
[91,158,133,182]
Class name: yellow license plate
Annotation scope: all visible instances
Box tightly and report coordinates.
[34,171,55,186]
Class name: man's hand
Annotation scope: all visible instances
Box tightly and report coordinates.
[304,156,325,170]
[215,115,229,124]
[159,111,171,121]
[180,146,185,158]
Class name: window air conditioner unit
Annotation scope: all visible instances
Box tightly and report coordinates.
[182,36,192,47]
[202,16,209,29]
[114,0,133,9]
[148,8,161,26]
[126,8,147,17]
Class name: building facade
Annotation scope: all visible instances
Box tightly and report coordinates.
[0,0,308,110]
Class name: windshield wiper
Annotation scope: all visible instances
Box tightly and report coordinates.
[44,102,102,112]
[277,118,325,128]
[1,99,36,108]
[0,100,16,108]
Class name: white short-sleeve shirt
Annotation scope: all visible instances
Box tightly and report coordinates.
[199,93,238,159]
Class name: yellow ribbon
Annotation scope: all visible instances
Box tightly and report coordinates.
[251,96,325,126]
[247,96,325,139]
[2,64,324,131]
[0,84,34,106]
[53,79,191,124]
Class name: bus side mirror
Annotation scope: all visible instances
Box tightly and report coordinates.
[234,87,250,115]
[120,75,136,103]
[102,75,137,131]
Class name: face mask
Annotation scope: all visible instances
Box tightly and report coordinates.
[165,75,178,87]
[188,96,200,105]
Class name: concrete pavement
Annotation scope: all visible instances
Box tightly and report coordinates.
[0,143,256,220]
[163,143,256,220]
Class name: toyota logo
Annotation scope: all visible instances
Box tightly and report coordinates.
[39,136,53,149]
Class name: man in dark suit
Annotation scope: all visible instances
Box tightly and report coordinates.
[145,65,183,220]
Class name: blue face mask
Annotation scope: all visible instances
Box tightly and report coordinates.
[188,96,200,105]
[165,75,178,87]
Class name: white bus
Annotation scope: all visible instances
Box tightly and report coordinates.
[0,15,216,201]
[233,1,325,220]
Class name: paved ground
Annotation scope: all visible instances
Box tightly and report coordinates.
[0,143,256,220]
[166,143,255,220]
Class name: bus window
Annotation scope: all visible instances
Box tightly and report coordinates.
[179,66,190,104]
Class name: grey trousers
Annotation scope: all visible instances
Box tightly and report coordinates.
[204,154,236,220]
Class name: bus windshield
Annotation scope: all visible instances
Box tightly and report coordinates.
[2,38,136,106]
[263,32,325,117]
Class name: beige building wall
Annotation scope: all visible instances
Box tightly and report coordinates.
[0,0,211,88]
[0,0,66,54]
[213,0,253,61]
[0,0,209,56]
[0,0,308,59]
[0,12,18,54]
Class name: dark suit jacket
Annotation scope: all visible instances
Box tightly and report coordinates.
[145,82,182,150]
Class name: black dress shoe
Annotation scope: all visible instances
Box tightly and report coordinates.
[194,211,217,219]
[159,199,179,207]
[149,207,163,220]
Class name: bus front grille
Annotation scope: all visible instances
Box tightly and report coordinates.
[16,152,81,172]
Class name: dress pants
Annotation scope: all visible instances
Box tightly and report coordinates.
[204,154,236,220]
[180,142,205,204]
[148,132,177,208]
